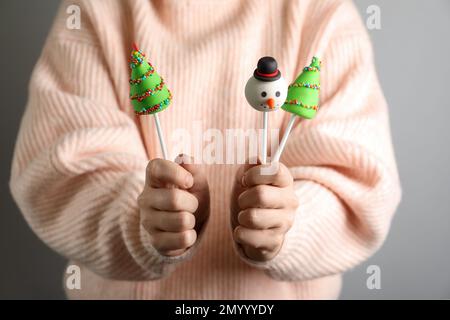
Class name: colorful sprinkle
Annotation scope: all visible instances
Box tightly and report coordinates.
[135,91,172,115]
[129,66,155,85]
[303,66,320,72]
[130,80,166,102]
[289,82,320,90]
[284,99,319,111]
[130,50,146,69]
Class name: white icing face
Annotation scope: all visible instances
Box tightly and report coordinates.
[245,76,288,112]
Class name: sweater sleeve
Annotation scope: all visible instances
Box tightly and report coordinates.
[236,1,401,281]
[9,4,201,281]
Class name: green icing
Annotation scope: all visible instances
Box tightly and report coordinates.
[281,56,321,120]
[129,49,171,115]
[131,87,170,114]
[129,73,162,97]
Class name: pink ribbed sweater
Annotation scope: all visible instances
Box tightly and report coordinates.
[10,0,401,299]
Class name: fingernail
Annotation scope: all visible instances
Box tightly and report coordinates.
[175,154,185,164]
[237,211,244,223]
[185,174,194,188]
[241,174,247,187]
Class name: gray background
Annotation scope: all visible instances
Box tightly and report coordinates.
[0,0,449,299]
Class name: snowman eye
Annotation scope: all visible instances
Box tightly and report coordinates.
[275,91,281,97]
[261,91,267,97]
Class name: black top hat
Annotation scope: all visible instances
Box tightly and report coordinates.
[253,56,281,82]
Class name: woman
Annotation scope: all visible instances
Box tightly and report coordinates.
[10,0,401,299]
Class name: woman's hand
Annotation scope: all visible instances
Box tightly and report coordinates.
[230,162,299,261]
[138,156,210,257]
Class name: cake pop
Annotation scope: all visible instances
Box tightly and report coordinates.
[129,43,172,159]
[272,57,321,162]
[245,56,288,163]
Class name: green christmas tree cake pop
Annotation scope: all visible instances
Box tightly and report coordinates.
[129,44,172,115]
[272,57,322,163]
[129,43,171,159]
[281,56,321,120]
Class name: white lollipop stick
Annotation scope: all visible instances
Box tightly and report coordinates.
[261,112,268,164]
[272,114,297,163]
[153,113,168,160]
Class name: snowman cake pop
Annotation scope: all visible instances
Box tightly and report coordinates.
[245,57,288,163]
[245,57,288,112]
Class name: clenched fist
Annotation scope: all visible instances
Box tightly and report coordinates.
[138,155,210,256]
[231,161,299,261]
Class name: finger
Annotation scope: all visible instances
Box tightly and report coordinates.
[242,245,279,261]
[233,226,282,252]
[141,188,199,212]
[143,211,196,232]
[234,156,263,184]
[238,209,294,230]
[232,164,251,208]
[238,185,298,210]
[242,162,293,188]
[146,158,194,189]
[152,230,197,253]
[231,159,261,226]
[232,160,259,206]
[176,155,207,189]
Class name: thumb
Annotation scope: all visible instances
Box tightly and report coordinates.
[174,154,208,193]
[234,156,261,192]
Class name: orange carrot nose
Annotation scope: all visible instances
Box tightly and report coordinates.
[267,98,275,109]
